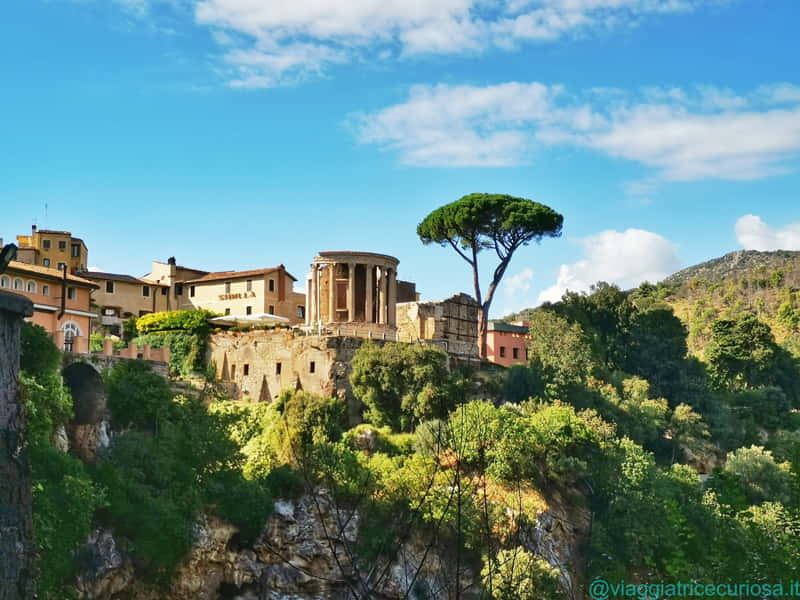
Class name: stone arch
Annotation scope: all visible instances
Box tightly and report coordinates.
[62,362,106,425]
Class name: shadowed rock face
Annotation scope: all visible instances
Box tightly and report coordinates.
[63,362,105,425]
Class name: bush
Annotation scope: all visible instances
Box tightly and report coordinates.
[104,360,173,429]
[20,372,74,446]
[133,331,205,377]
[711,445,795,508]
[136,309,216,335]
[350,341,454,432]
[21,322,61,378]
[31,445,106,599]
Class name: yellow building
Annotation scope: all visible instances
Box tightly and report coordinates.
[15,226,88,274]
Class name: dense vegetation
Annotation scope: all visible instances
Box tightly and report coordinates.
[22,262,800,598]
[131,309,217,377]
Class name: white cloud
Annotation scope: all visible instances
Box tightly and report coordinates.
[505,267,535,297]
[87,266,103,272]
[188,0,733,87]
[537,228,680,304]
[735,214,800,251]
[355,82,800,180]
[497,267,536,315]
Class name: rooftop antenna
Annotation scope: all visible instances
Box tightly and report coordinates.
[44,202,49,225]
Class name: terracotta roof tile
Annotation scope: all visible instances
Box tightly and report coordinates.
[6,261,99,288]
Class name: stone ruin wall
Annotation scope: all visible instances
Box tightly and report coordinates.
[396,292,480,361]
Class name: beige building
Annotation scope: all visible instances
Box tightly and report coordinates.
[15,226,88,273]
[396,293,480,361]
[179,265,305,324]
[79,271,170,334]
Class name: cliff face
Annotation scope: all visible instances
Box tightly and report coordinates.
[74,489,589,600]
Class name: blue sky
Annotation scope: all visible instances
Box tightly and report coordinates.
[2,0,799,316]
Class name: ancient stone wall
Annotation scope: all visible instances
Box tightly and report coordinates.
[396,293,480,361]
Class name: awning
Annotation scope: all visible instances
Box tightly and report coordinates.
[210,313,291,327]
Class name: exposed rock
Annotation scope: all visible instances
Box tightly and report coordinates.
[53,424,69,452]
[75,529,134,599]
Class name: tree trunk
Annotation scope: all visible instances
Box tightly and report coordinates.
[477,308,488,360]
[0,291,35,600]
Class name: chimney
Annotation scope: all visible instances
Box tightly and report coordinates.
[32,225,37,234]
[167,256,176,266]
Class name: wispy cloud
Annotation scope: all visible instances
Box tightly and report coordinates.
[735,214,800,251]
[354,82,800,181]
[538,228,680,304]
[84,0,738,87]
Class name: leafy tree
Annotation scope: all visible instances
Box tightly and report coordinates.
[417,193,563,358]
[502,364,541,403]
[20,322,61,378]
[712,445,795,508]
[350,341,453,431]
[482,548,563,600]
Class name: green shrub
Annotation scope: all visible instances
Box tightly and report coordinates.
[133,331,205,377]
[20,372,74,446]
[21,322,61,378]
[136,309,216,334]
[104,360,173,429]
[31,445,106,599]
[350,341,454,432]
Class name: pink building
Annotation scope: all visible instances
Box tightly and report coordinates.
[486,321,529,366]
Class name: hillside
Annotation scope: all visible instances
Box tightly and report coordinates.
[661,250,800,355]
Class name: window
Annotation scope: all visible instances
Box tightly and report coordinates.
[225,308,231,315]
[268,305,275,314]
[106,281,115,294]
[58,240,67,250]
[276,362,282,375]
[57,262,66,271]
[243,364,250,376]
[42,285,49,296]
[61,321,81,353]
[512,347,519,360]
[67,287,76,300]
[309,361,315,374]
[42,258,51,267]
[42,239,51,249]
[190,286,195,298]
[161,287,167,296]
[246,306,252,315]
[499,346,506,358]
[13,278,23,290]
[0,276,8,288]
[175,283,183,296]
[297,305,305,319]
[268,279,275,292]
[246,279,252,292]
[142,286,150,297]
[225,281,231,294]
[231,364,236,379]
[26,281,36,294]
[71,244,80,258]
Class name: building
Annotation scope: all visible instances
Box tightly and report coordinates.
[79,271,170,334]
[0,261,97,353]
[179,265,305,324]
[15,226,88,273]
[396,293,480,361]
[305,251,399,334]
[485,321,530,366]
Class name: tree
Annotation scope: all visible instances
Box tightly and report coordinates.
[417,194,563,358]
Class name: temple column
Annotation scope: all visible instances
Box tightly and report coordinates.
[379,266,388,325]
[387,268,396,327]
[328,264,336,324]
[308,264,318,327]
[365,264,373,323]
[347,262,356,322]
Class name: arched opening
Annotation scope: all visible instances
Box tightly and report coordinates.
[62,362,105,425]
[61,321,82,353]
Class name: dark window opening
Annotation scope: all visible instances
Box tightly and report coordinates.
[297,305,305,319]
[106,281,114,293]
[71,244,80,257]
[243,364,249,376]
[310,361,315,374]
[246,279,252,292]
[512,347,519,359]
[161,287,167,295]
[231,364,236,379]
[276,362,282,375]
[246,306,252,315]
[499,346,506,358]
[42,239,51,249]
[175,283,183,296]
[268,279,275,292]
[143,286,150,297]
[268,305,275,314]
[225,308,231,316]
[190,285,196,297]
[67,287,76,300]
[58,240,67,250]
